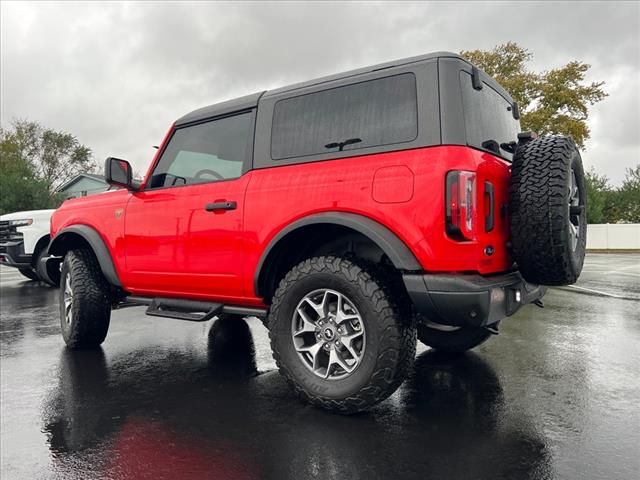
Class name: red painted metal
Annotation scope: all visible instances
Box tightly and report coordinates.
[51,140,513,307]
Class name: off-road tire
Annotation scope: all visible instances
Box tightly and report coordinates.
[269,256,416,414]
[18,268,39,281]
[510,135,587,285]
[416,321,494,353]
[59,249,111,349]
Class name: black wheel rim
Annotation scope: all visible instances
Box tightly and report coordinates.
[63,273,73,325]
[568,168,583,251]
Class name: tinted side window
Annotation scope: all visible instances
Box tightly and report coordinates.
[148,111,253,189]
[271,73,418,160]
[460,72,520,160]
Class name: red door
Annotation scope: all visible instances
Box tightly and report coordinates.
[123,110,255,302]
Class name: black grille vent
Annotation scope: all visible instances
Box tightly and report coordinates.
[0,221,23,243]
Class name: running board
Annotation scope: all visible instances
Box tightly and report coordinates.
[146,298,223,322]
[121,296,268,320]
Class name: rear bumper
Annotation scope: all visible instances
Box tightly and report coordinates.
[403,271,546,327]
[0,242,32,269]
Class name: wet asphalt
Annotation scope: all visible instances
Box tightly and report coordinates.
[0,254,638,480]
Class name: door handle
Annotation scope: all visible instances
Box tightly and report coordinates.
[205,201,237,212]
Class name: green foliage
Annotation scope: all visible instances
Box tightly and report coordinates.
[8,119,97,193]
[616,165,640,223]
[461,42,607,148]
[582,164,640,224]
[0,120,96,214]
[584,167,612,224]
[0,133,55,215]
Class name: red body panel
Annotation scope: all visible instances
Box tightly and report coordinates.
[50,189,131,281]
[51,145,512,307]
[123,174,252,303]
[242,146,512,299]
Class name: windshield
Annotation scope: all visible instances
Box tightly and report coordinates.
[460,71,520,161]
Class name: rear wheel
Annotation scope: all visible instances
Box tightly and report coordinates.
[416,320,494,353]
[59,249,111,349]
[269,256,416,414]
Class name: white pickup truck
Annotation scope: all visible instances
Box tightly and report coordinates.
[0,209,59,285]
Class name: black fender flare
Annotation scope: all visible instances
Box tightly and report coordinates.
[48,225,122,287]
[254,212,422,296]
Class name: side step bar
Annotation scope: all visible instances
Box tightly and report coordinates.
[147,298,223,322]
[121,296,268,321]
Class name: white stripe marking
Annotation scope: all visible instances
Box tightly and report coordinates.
[566,284,625,299]
[618,263,640,271]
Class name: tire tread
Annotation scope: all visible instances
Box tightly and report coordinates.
[269,256,416,414]
[60,249,111,348]
[510,135,586,285]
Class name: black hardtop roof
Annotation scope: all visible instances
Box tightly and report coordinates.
[263,51,463,97]
[175,91,265,126]
[175,51,468,126]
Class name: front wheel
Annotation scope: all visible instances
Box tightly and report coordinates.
[416,320,494,353]
[269,256,416,414]
[59,249,111,349]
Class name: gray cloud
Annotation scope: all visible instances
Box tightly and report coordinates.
[1,1,638,184]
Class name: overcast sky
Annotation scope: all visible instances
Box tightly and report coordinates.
[1,1,638,184]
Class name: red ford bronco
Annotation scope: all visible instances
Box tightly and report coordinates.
[45,52,586,413]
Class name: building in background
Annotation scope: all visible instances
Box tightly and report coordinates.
[56,174,110,199]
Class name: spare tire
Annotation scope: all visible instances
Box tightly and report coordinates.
[510,135,586,286]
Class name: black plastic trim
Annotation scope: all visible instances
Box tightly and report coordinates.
[471,66,483,90]
[146,298,223,322]
[104,157,133,189]
[403,271,546,327]
[485,181,495,232]
[122,296,268,318]
[205,201,237,212]
[0,241,32,268]
[48,225,122,287]
[175,91,265,126]
[221,305,268,317]
[512,101,520,120]
[263,51,461,98]
[254,212,422,296]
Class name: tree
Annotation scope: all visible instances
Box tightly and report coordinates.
[0,133,54,214]
[584,167,612,224]
[461,42,607,148]
[0,120,97,214]
[615,165,640,223]
[6,119,97,195]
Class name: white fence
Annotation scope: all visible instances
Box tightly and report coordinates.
[587,224,640,251]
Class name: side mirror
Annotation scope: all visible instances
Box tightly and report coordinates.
[105,157,133,189]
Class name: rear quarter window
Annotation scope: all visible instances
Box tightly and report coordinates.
[460,71,520,160]
[271,73,418,160]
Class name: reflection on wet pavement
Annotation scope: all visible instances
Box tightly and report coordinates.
[1,256,639,479]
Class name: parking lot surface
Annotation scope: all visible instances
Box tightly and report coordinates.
[1,254,638,480]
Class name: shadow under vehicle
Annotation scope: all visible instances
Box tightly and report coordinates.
[43,317,551,480]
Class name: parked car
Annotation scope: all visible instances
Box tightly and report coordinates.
[44,51,586,413]
[0,209,59,285]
